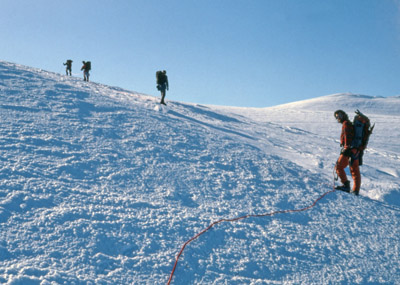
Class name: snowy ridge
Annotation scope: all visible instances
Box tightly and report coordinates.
[268,93,400,115]
[1,60,400,284]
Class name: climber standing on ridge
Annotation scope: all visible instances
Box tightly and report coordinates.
[156,70,169,105]
[63,59,72,76]
[81,61,91,82]
[334,110,361,195]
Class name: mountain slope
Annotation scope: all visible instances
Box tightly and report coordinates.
[1,61,399,284]
[216,93,400,205]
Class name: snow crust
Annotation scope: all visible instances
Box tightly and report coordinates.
[1,60,399,284]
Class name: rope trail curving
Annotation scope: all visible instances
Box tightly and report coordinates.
[167,187,337,284]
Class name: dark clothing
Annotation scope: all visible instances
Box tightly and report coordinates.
[63,60,72,76]
[160,89,167,105]
[156,71,169,105]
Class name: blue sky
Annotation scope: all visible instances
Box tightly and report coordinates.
[1,0,399,107]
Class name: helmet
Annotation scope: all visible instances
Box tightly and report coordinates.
[334,110,348,122]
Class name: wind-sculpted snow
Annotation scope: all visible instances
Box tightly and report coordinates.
[0,61,400,284]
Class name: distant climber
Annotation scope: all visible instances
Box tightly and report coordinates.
[334,110,361,195]
[63,60,73,76]
[81,61,91,82]
[156,70,169,105]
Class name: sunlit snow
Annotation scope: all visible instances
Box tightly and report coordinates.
[1,61,399,284]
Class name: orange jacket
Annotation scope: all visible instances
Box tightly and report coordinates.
[340,120,354,149]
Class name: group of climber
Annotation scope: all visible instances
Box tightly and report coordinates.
[63,60,91,82]
[63,61,375,195]
[63,60,169,105]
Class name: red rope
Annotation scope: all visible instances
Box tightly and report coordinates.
[167,188,336,284]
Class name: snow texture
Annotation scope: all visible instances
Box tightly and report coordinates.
[1,60,400,284]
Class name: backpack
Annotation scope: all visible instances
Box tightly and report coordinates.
[156,70,166,85]
[351,109,374,150]
[85,61,91,71]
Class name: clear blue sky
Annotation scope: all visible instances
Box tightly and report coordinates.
[1,0,399,107]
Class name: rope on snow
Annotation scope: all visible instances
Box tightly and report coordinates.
[168,166,400,283]
[167,184,337,284]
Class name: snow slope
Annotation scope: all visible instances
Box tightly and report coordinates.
[1,60,399,284]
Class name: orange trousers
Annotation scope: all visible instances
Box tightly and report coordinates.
[336,154,361,192]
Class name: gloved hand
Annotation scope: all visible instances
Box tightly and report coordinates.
[341,148,352,157]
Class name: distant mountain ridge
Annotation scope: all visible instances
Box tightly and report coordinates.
[270,93,400,115]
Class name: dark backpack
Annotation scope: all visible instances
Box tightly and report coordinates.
[156,70,166,85]
[351,109,374,150]
[85,61,91,71]
[64,60,72,67]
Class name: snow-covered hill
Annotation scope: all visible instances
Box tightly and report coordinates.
[1,60,399,284]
